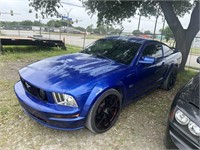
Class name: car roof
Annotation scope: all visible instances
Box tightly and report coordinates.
[103,36,157,44]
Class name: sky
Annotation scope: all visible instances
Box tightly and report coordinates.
[0,0,192,33]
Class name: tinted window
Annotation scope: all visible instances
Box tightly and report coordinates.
[163,44,174,56]
[142,44,163,58]
[81,39,141,65]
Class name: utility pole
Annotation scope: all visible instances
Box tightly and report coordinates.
[0,10,16,53]
[153,15,159,39]
[160,18,165,42]
[137,14,141,31]
[153,5,159,40]
[67,8,73,35]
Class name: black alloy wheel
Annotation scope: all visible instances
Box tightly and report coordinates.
[168,67,178,90]
[94,94,120,130]
[161,66,178,90]
[86,89,122,133]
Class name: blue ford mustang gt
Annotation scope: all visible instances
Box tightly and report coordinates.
[14,36,182,133]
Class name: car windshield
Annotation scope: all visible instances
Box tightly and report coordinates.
[81,39,141,65]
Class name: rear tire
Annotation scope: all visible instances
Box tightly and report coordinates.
[161,66,178,90]
[86,89,122,133]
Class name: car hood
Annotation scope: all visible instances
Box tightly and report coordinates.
[19,53,127,92]
[179,73,199,108]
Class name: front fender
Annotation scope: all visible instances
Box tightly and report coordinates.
[80,80,126,117]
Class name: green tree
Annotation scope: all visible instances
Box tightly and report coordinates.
[94,25,107,35]
[86,24,93,33]
[20,20,33,27]
[144,30,151,35]
[160,26,174,42]
[29,0,200,71]
[132,30,142,36]
[47,20,73,27]
[112,28,122,35]
[47,20,60,27]
[74,26,86,32]
[33,21,42,26]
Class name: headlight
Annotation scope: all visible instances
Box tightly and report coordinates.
[52,93,78,107]
[188,121,200,136]
[175,110,190,125]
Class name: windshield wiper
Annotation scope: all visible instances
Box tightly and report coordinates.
[94,53,109,60]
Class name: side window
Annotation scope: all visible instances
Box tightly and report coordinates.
[142,44,163,58]
[163,44,174,57]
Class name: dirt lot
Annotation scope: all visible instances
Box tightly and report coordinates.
[0,47,196,150]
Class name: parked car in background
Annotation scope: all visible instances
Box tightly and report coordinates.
[14,36,182,133]
[165,57,200,149]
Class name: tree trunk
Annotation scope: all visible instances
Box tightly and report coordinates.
[160,1,200,71]
[175,33,193,71]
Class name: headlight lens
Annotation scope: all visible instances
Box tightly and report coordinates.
[188,121,200,136]
[174,109,200,137]
[52,93,78,107]
[175,110,190,125]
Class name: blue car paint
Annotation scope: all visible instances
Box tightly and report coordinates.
[14,36,181,130]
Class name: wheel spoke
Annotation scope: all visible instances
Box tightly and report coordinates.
[110,100,118,107]
[96,114,106,128]
[94,94,120,131]
[102,112,111,127]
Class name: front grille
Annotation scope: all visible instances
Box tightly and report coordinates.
[21,78,47,102]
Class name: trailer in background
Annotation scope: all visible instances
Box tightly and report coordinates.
[0,36,66,52]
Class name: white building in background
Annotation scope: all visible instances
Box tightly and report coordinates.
[192,31,200,48]
[32,26,44,31]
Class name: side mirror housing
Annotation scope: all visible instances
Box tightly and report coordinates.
[138,56,156,65]
[197,57,200,64]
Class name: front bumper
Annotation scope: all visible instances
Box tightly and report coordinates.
[14,81,85,130]
[165,122,200,149]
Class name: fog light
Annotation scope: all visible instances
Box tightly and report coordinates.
[175,110,189,125]
[188,121,200,136]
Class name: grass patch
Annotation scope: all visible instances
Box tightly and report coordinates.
[177,70,197,85]
[0,45,81,61]
[190,48,200,55]
[85,35,105,39]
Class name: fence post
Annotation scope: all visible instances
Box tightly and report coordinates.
[18,29,20,36]
[83,31,86,49]
[48,26,50,39]
[59,27,62,40]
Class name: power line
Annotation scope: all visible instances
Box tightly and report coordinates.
[61,1,84,8]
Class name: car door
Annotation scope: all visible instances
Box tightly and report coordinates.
[133,42,166,96]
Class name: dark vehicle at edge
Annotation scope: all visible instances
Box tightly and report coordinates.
[165,57,200,149]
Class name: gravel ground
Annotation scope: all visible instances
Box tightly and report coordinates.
[0,57,194,150]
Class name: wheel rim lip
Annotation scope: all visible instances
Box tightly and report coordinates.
[94,95,120,130]
[168,70,177,88]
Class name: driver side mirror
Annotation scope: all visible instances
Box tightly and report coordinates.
[197,57,200,64]
[138,56,156,65]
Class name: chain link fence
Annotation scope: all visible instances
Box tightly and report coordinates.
[0,25,199,68]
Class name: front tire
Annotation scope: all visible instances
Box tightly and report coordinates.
[86,89,122,133]
[161,66,178,90]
